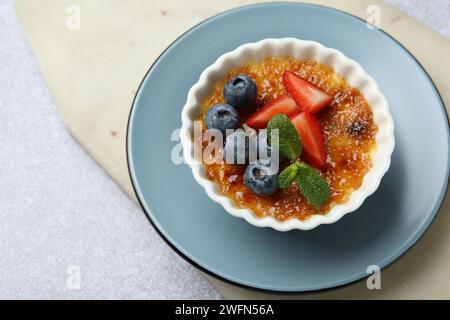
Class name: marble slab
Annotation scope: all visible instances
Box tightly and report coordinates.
[16,0,450,299]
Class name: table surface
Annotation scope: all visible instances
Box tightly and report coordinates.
[0,0,449,299]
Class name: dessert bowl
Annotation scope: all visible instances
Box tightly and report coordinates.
[180,38,395,231]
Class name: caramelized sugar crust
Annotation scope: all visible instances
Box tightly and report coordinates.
[199,57,377,221]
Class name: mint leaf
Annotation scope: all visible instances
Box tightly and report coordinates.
[278,163,300,189]
[266,114,330,208]
[267,114,302,161]
[296,162,330,209]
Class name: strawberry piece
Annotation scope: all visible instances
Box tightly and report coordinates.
[283,71,332,113]
[290,113,327,167]
[246,94,300,129]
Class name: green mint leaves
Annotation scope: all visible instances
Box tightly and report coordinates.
[267,114,302,161]
[296,162,330,209]
[277,162,299,189]
[268,114,330,209]
[278,161,330,209]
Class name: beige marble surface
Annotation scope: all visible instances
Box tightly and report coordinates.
[16,0,450,299]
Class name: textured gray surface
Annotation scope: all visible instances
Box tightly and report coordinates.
[387,0,450,38]
[0,0,448,299]
[0,0,220,299]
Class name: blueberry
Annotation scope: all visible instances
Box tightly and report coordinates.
[223,130,257,165]
[223,74,257,108]
[205,103,239,137]
[244,159,278,196]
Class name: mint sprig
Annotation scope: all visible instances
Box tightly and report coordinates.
[277,162,299,189]
[267,114,301,161]
[268,114,330,209]
[277,161,330,209]
[296,162,330,209]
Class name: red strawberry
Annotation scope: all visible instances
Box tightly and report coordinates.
[290,112,327,167]
[283,71,332,113]
[246,94,300,129]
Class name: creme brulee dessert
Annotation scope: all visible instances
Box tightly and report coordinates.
[199,57,377,221]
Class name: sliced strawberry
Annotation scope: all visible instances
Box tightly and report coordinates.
[290,112,327,167]
[283,71,332,113]
[246,94,300,129]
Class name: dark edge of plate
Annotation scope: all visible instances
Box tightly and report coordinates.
[126,2,450,295]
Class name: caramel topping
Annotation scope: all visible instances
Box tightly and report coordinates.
[199,57,377,221]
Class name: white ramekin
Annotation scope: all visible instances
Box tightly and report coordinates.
[180,38,395,231]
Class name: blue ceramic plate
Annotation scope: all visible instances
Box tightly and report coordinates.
[127,3,450,292]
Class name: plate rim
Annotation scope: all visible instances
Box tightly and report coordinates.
[126,2,450,294]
